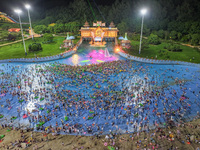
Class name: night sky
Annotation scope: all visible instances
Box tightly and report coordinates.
[1,0,116,14]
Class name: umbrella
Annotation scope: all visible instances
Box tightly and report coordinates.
[69,36,75,39]
[118,37,124,40]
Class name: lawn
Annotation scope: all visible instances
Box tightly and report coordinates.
[125,40,200,63]
[0,36,79,60]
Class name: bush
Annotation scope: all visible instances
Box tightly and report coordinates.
[191,34,200,45]
[157,30,165,39]
[131,34,140,41]
[43,33,54,43]
[148,34,161,45]
[169,31,178,40]
[165,43,182,52]
[28,43,42,52]
[7,33,17,41]
[181,35,189,43]
[34,25,47,34]
[158,50,170,59]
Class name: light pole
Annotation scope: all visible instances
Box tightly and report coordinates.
[15,9,27,56]
[25,4,34,40]
[139,8,147,54]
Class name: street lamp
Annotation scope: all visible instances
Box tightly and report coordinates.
[14,9,27,56]
[139,8,147,54]
[25,4,34,40]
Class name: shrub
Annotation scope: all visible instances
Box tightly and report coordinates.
[28,43,42,52]
[181,35,189,43]
[165,43,182,52]
[191,34,200,45]
[131,34,140,41]
[157,30,165,39]
[148,34,161,45]
[169,31,178,40]
[43,33,54,43]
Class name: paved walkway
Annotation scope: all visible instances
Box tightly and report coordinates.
[118,51,200,67]
[0,37,31,47]
[181,43,200,50]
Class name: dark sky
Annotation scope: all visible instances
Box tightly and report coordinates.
[1,0,116,15]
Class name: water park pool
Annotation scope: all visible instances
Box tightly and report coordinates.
[45,41,125,65]
[0,42,200,136]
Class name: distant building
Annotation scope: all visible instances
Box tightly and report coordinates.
[8,28,21,32]
[80,21,118,47]
[121,33,131,49]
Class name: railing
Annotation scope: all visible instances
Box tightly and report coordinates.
[0,50,76,63]
[73,37,83,51]
[115,37,118,45]
[118,51,200,67]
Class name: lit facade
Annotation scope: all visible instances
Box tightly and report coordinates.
[80,21,118,39]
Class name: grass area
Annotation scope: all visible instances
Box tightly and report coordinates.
[0,36,80,60]
[126,40,200,63]
[0,37,29,45]
[0,40,10,45]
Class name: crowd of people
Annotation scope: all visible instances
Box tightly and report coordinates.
[0,60,200,149]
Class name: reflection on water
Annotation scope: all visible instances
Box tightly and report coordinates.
[71,54,80,65]
[60,42,125,65]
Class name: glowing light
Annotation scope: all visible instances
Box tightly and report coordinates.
[81,60,90,63]
[96,60,104,62]
[25,4,31,9]
[71,54,79,65]
[115,47,120,52]
[141,9,147,15]
[14,9,22,14]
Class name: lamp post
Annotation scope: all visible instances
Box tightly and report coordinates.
[139,8,147,54]
[25,4,34,40]
[15,9,27,56]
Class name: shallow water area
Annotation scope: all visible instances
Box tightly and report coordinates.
[0,42,200,136]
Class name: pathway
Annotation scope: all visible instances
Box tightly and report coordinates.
[0,37,31,47]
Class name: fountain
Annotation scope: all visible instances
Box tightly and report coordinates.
[104,48,110,57]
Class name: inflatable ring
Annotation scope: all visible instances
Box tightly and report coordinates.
[89,110,94,114]
[39,108,44,111]
[19,100,24,103]
[0,115,4,119]
[40,98,44,101]
[88,116,93,120]
[11,116,17,120]
[0,135,5,139]
[39,121,45,126]
[64,116,68,121]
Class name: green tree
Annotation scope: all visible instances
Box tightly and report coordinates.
[54,24,65,33]
[117,21,128,35]
[157,30,165,39]
[177,32,182,40]
[181,35,189,43]
[28,43,42,52]
[191,34,200,45]
[8,33,17,41]
[164,31,169,40]
[148,34,161,45]
[34,25,47,34]
[169,31,178,40]
[0,31,9,41]
[47,26,54,33]
[43,33,54,43]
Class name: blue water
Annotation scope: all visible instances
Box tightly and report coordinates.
[0,42,199,136]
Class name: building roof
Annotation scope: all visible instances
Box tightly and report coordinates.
[8,28,21,32]
[80,27,118,31]
[84,21,90,27]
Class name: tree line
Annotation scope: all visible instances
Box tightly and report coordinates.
[31,0,200,44]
